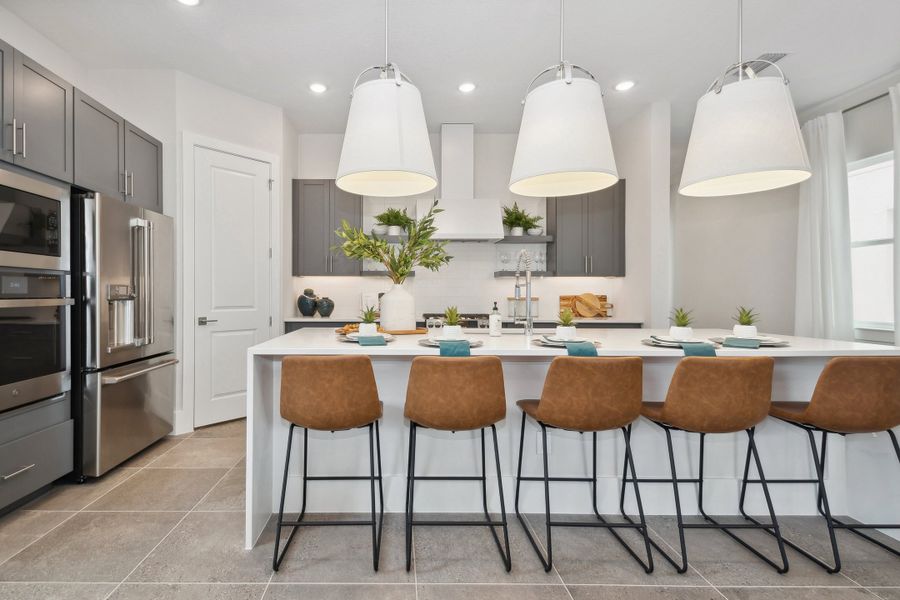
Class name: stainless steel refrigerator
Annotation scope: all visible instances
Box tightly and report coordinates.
[73,193,177,478]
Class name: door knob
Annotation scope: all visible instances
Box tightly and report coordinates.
[197,316,218,326]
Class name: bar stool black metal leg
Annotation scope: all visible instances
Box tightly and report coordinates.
[515,411,527,519]
[273,424,296,571]
[622,426,654,573]
[515,417,553,571]
[663,426,690,574]
[749,428,789,573]
[540,423,553,570]
[405,422,418,572]
[367,423,383,571]
[490,424,512,571]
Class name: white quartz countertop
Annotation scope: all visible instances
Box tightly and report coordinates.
[283,316,643,324]
[250,328,900,358]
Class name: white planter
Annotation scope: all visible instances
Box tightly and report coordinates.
[733,324,758,338]
[372,224,389,235]
[527,227,544,236]
[358,323,379,336]
[441,325,463,339]
[669,326,694,341]
[379,283,415,331]
[387,225,403,236]
[555,325,577,340]
[509,226,524,236]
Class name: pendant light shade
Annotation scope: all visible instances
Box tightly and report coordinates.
[509,76,618,197]
[679,76,811,197]
[336,71,437,197]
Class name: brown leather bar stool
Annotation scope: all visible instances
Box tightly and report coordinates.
[622,356,789,574]
[514,357,653,573]
[404,356,511,572]
[273,356,384,572]
[741,356,900,573]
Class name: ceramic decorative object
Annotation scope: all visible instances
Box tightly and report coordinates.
[669,326,694,341]
[358,323,379,336]
[527,227,544,236]
[379,283,416,331]
[733,325,758,338]
[298,288,318,317]
[555,325,577,340]
[372,224,389,235]
[441,325,463,339]
[316,297,335,317]
[510,226,524,236]
[387,225,403,236]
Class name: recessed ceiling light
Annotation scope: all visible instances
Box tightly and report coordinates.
[458,82,476,94]
[614,80,635,92]
[309,83,327,94]
[176,0,201,6]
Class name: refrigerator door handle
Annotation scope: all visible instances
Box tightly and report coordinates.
[146,220,154,345]
[130,218,151,346]
[101,357,179,385]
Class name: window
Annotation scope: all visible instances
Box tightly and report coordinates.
[847,152,894,335]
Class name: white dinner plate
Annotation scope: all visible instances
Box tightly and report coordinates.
[541,335,588,344]
[417,338,484,348]
[534,338,600,349]
[708,336,789,347]
[341,333,396,342]
[650,335,706,345]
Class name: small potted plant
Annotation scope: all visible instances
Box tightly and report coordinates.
[359,306,379,336]
[669,307,694,341]
[442,306,463,339]
[375,207,413,236]
[556,308,577,340]
[732,306,759,338]
[502,203,542,236]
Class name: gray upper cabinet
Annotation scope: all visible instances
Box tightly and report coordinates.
[292,179,361,276]
[0,40,12,164]
[74,89,125,198]
[11,51,73,182]
[124,121,163,211]
[548,179,625,277]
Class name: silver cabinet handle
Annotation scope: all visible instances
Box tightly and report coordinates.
[122,171,128,195]
[20,121,26,159]
[9,118,15,156]
[128,172,135,197]
[2,464,35,481]
[584,256,588,274]
[101,357,179,385]
[197,316,218,325]
[589,256,593,274]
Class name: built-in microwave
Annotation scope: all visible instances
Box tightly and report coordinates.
[0,167,69,272]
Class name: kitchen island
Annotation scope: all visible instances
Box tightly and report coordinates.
[245,328,900,548]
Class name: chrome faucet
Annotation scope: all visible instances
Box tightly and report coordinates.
[513,249,534,337]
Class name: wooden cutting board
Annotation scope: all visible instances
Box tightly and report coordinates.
[559,294,613,318]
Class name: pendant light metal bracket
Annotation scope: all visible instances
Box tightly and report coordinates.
[349,63,413,97]
[708,59,789,95]
[521,62,597,104]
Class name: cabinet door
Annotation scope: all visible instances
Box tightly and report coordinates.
[293,179,330,276]
[74,90,125,198]
[12,51,73,182]
[329,183,362,275]
[586,180,626,276]
[549,195,589,275]
[124,121,163,211]
[0,40,12,164]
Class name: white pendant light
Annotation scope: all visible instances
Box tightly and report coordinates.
[336,0,436,197]
[678,0,811,197]
[509,0,617,198]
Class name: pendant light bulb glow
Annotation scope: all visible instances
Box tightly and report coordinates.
[509,0,618,197]
[335,1,436,197]
[678,0,810,197]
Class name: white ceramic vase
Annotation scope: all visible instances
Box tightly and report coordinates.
[527,227,544,236]
[387,225,403,236]
[510,226,524,236]
[372,224,389,235]
[358,323,379,336]
[733,325,758,338]
[669,326,694,341]
[441,325,463,339]
[380,283,415,331]
[555,325,577,340]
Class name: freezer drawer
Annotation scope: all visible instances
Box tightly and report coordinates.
[0,419,73,510]
[82,354,177,477]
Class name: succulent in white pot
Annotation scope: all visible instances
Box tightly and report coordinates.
[371,224,388,235]
[556,308,577,340]
[441,306,463,339]
[669,307,694,341]
[732,306,759,338]
[375,208,413,237]
[358,306,379,336]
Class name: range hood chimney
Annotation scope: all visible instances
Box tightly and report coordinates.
[416,123,504,241]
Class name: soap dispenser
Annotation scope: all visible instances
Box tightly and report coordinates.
[489,301,503,337]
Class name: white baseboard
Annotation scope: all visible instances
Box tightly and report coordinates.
[173,409,193,436]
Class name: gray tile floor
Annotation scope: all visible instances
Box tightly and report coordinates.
[0,419,897,599]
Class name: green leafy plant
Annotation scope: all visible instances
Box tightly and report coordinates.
[670,307,694,327]
[335,200,453,284]
[375,207,414,229]
[502,202,543,230]
[733,306,759,326]
[360,306,378,324]
[557,308,576,326]
[443,306,461,326]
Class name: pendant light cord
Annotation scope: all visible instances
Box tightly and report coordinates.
[559,0,565,63]
[737,0,743,80]
[384,0,390,66]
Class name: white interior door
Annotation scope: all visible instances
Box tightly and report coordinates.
[193,146,272,427]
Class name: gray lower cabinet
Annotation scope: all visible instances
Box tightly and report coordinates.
[0,39,12,164]
[292,179,362,276]
[548,180,625,276]
[74,89,125,198]
[124,121,163,211]
[9,51,73,182]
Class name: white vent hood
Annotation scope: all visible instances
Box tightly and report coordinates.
[416,123,504,241]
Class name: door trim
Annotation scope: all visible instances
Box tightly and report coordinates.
[179,132,281,435]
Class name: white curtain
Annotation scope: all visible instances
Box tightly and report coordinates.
[794,112,855,340]
[890,84,900,346]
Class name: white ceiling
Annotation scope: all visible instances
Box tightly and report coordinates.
[3,0,900,154]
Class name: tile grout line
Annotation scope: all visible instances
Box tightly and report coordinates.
[259,571,275,600]
[520,513,575,600]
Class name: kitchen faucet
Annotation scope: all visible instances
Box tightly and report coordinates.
[513,249,534,337]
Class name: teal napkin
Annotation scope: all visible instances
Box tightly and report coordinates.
[681,342,717,357]
[723,337,761,349]
[358,335,386,346]
[439,340,471,357]
[565,341,598,357]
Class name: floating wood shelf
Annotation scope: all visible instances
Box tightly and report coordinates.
[493,270,553,277]
[496,235,554,244]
